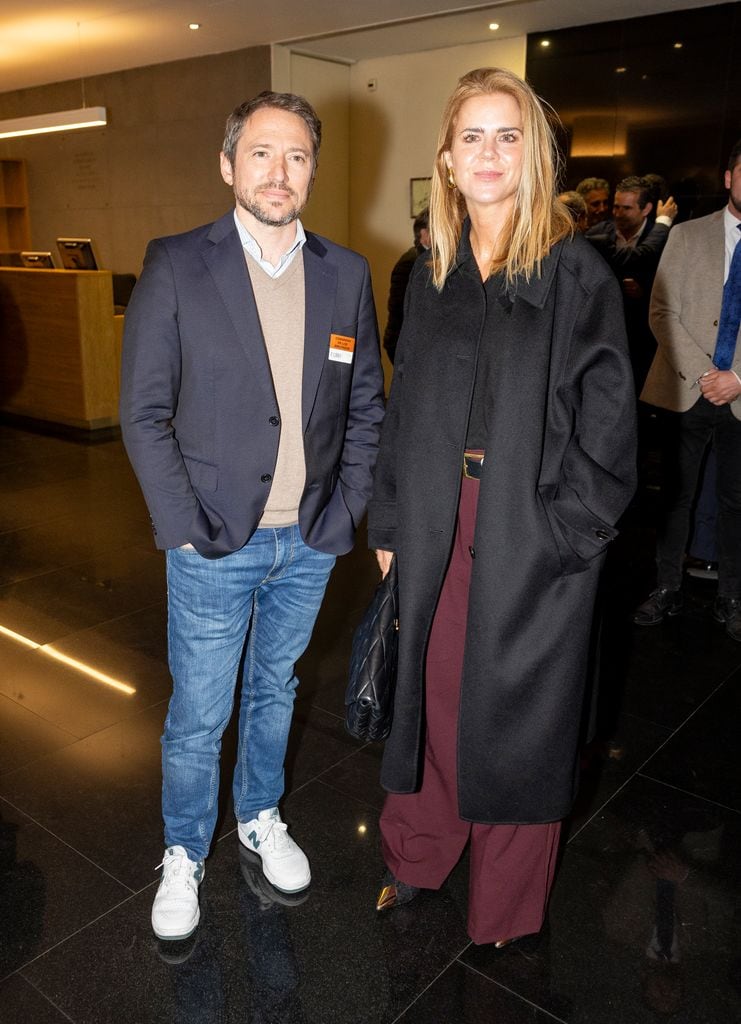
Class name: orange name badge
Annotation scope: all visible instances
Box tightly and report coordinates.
[328,333,356,364]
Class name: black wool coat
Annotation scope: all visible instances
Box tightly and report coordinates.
[367,226,637,824]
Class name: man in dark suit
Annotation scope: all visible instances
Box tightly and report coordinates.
[120,91,384,941]
[382,208,429,364]
[586,176,677,393]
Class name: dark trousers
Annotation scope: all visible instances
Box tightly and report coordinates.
[656,397,741,596]
[688,446,718,561]
[379,475,561,945]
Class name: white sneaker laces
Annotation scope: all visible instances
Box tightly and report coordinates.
[258,818,290,853]
[155,850,198,893]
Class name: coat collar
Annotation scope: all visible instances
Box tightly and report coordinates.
[453,217,563,310]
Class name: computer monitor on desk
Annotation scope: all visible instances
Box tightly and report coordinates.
[20,251,55,268]
[56,238,99,270]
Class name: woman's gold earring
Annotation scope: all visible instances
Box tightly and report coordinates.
[447,168,456,189]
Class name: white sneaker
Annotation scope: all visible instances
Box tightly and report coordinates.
[238,808,310,893]
[151,846,204,940]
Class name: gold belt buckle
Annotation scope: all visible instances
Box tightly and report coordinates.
[463,452,484,479]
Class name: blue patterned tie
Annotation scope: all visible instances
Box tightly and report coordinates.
[713,223,741,370]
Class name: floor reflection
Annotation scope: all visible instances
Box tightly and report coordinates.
[0,422,739,1023]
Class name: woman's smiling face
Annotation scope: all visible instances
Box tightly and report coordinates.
[445,91,524,218]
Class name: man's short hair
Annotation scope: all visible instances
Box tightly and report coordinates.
[576,177,610,197]
[558,190,588,222]
[642,173,667,207]
[729,138,741,171]
[222,91,322,167]
[615,175,651,208]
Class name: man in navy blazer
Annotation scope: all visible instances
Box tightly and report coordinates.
[120,91,384,941]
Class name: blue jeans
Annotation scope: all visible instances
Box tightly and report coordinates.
[163,526,335,862]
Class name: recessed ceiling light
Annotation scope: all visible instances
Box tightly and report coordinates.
[189,23,201,31]
[540,39,551,48]
[615,66,627,74]
[673,41,683,49]
[489,22,499,31]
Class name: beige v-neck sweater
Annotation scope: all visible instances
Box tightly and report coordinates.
[245,251,306,528]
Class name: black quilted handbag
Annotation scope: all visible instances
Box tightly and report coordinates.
[345,557,399,741]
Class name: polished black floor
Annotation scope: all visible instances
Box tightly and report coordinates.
[0,422,739,1023]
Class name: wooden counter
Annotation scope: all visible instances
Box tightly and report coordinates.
[0,268,123,429]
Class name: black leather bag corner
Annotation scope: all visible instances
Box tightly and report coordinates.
[345,558,399,741]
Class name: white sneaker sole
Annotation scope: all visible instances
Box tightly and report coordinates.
[151,905,200,941]
[237,836,311,893]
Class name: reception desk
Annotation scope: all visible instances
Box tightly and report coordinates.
[0,267,124,429]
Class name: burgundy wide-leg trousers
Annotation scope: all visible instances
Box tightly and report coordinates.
[380,473,561,945]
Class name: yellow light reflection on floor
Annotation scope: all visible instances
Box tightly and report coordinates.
[0,623,136,695]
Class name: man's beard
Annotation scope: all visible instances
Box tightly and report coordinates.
[236,181,306,227]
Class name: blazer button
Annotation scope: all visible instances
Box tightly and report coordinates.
[468,545,476,558]
[595,529,610,540]
[261,473,272,483]
[269,416,280,426]
[713,320,719,327]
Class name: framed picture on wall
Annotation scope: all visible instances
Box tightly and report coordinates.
[410,177,432,216]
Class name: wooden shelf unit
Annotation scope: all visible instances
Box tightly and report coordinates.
[0,159,30,250]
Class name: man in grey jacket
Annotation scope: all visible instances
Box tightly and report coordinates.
[633,139,741,638]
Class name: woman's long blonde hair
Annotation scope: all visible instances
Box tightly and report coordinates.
[429,67,572,290]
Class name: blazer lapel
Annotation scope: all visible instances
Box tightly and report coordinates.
[705,211,725,295]
[202,214,274,392]
[302,234,337,431]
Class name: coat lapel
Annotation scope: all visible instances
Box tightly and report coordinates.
[301,233,337,432]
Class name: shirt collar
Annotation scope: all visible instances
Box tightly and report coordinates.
[724,205,741,244]
[232,210,306,275]
[617,218,647,247]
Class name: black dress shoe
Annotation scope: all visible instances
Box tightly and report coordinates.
[713,596,741,642]
[633,587,683,626]
[376,870,421,911]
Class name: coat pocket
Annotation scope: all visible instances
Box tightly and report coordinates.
[538,483,616,575]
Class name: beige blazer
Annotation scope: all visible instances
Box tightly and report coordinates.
[642,209,741,421]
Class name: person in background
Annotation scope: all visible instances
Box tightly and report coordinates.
[586,176,677,394]
[633,139,741,639]
[559,190,589,232]
[382,208,430,364]
[368,67,636,948]
[576,175,611,228]
[644,173,669,226]
[120,91,385,941]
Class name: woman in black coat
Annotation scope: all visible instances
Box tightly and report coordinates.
[368,67,637,946]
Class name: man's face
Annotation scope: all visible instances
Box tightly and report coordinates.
[220,106,315,228]
[726,158,741,219]
[584,188,609,226]
[613,190,651,238]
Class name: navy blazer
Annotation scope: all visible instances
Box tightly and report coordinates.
[120,212,385,558]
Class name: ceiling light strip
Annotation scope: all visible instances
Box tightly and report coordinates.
[0,107,107,140]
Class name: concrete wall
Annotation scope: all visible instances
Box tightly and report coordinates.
[0,35,526,303]
[0,47,271,274]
